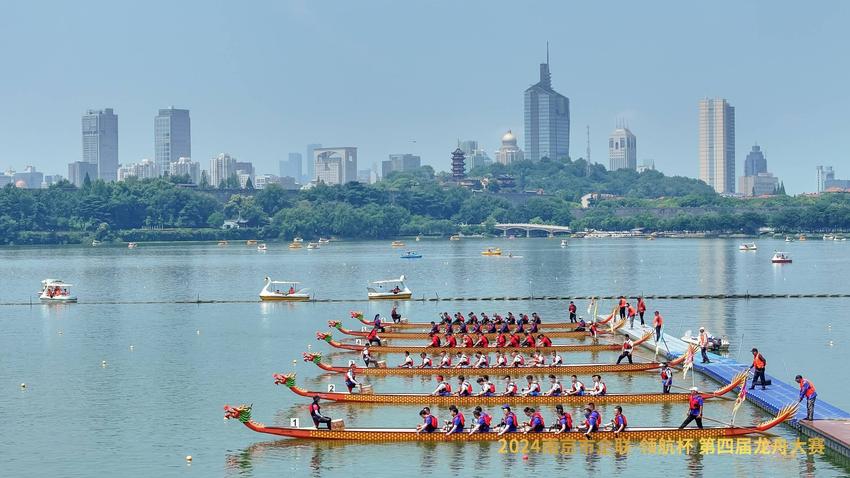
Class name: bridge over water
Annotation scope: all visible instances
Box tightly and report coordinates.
[494,223,571,237]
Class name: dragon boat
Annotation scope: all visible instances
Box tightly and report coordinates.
[301,350,689,376]
[328,320,623,340]
[316,330,650,354]
[224,402,798,442]
[274,370,748,405]
[350,311,616,330]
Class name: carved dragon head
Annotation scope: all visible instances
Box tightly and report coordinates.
[316,331,333,343]
[273,373,296,387]
[327,320,342,330]
[350,311,364,320]
[302,352,322,364]
[224,404,253,423]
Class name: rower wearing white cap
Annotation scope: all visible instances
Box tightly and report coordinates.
[678,386,704,429]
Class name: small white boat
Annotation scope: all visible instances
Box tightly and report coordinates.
[91,240,101,247]
[681,329,729,351]
[738,243,757,251]
[449,235,461,241]
[307,242,320,249]
[39,279,77,303]
[293,237,304,243]
[784,236,794,243]
[259,277,310,302]
[318,238,331,244]
[257,244,268,252]
[823,234,836,241]
[771,251,792,264]
[560,239,568,247]
[127,242,138,249]
[367,275,412,300]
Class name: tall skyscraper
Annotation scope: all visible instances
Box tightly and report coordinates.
[81,108,118,181]
[608,125,637,171]
[306,143,322,181]
[279,153,303,179]
[314,147,357,185]
[698,98,736,194]
[817,165,836,192]
[68,161,98,187]
[743,144,767,176]
[154,107,191,174]
[210,153,237,187]
[524,45,570,161]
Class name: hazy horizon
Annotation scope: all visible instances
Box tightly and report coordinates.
[1,0,848,193]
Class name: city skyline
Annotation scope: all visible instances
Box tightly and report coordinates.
[1,1,849,193]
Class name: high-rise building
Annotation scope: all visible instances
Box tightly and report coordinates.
[154,108,191,174]
[817,166,835,193]
[608,126,637,171]
[524,46,570,161]
[743,144,767,177]
[82,108,118,181]
[117,159,158,181]
[314,147,357,185]
[306,143,322,181]
[458,140,478,156]
[210,153,237,187]
[739,173,779,197]
[280,153,303,180]
[496,130,524,165]
[169,157,201,184]
[698,98,736,194]
[68,161,99,187]
[381,153,421,178]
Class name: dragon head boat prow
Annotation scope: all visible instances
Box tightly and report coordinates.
[668,344,698,366]
[224,404,253,423]
[316,331,333,343]
[708,369,750,397]
[350,311,365,321]
[633,330,654,346]
[273,373,296,387]
[302,352,322,363]
[327,320,343,329]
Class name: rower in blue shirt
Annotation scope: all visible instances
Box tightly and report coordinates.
[497,405,518,436]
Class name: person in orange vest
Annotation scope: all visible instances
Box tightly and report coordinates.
[698,327,711,364]
[796,375,817,420]
[627,303,637,329]
[616,337,634,364]
[618,296,627,319]
[652,311,664,341]
[749,348,767,390]
[637,296,647,325]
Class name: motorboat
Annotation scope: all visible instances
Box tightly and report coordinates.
[771,251,792,264]
[259,277,310,302]
[367,275,412,300]
[415,235,421,242]
[307,242,320,249]
[318,238,331,244]
[823,234,836,241]
[293,237,304,243]
[681,329,729,351]
[560,239,568,247]
[798,234,807,241]
[400,251,422,259]
[127,242,138,249]
[738,243,757,251]
[391,241,405,247]
[257,243,268,252]
[481,247,502,256]
[39,279,77,303]
[288,242,302,249]
[218,240,229,246]
[784,236,794,242]
[449,235,461,241]
[246,240,258,246]
[91,240,101,247]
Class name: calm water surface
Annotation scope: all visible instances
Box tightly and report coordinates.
[2,237,849,477]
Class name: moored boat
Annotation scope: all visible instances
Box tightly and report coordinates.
[327,320,619,340]
[771,251,792,264]
[307,242,320,249]
[288,242,303,249]
[481,247,502,256]
[274,370,748,405]
[127,242,138,249]
[246,240,258,246]
[318,237,331,244]
[681,329,729,351]
[218,240,229,246]
[449,235,461,241]
[259,277,310,302]
[560,239,568,247]
[293,237,304,243]
[315,329,649,354]
[400,251,422,259]
[91,239,102,246]
[784,236,794,242]
[302,350,690,376]
[223,401,797,441]
[738,243,757,251]
[391,241,406,247]
[257,243,268,252]
[38,279,77,303]
[367,276,412,300]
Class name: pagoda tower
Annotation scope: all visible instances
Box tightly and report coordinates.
[451,148,466,181]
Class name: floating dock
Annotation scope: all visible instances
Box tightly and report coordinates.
[622,323,850,459]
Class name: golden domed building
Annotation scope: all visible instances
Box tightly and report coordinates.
[496,130,524,165]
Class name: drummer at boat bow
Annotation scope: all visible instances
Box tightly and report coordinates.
[309,396,332,430]
[679,387,704,429]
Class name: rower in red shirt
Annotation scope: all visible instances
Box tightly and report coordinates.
[428,332,441,347]
[521,332,536,347]
[461,334,474,348]
[473,332,489,347]
[496,332,507,347]
[508,333,521,348]
[538,334,552,347]
[445,333,458,348]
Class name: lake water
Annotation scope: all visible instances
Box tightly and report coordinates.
[2,237,849,477]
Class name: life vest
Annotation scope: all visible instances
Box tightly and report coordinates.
[458,355,469,365]
[513,355,525,366]
[800,379,816,398]
[596,382,607,395]
[346,370,356,382]
[529,381,540,392]
[531,411,545,428]
[553,355,563,365]
[426,415,438,429]
[509,335,521,347]
[422,357,432,367]
[482,412,492,426]
[456,412,465,427]
[463,336,474,347]
[698,333,708,346]
[689,395,702,411]
[497,356,507,366]
[595,412,602,427]
[367,329,378,340]
[573,381,585,392]
[430,336,440,347]
[505,411,518,430]
[488,382,496,393]
[506,382,518,395]
[753,354,766,369]
[619,298,626,307]
[539,336,552,346]
[497,334,507,346]
[309,403,320,414]
[627,306,636,317]
[479,336,489,347]
[653,314,663,327]
[460,381,472,395]
[616,414,627,428]
[561,413,573,430]
[661,368,671,380]
[522,334,535,346]
[638,300,646,312]
[446,336,457,347]
[442,382,452,393]
[441,355,452,366]
[569,304,577,313]
[623,341,633,351]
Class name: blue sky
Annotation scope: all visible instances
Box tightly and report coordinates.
[1,0,848,193]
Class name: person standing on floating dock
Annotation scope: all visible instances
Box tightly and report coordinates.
[698,327,711,364]
[618,296,627,319]
[653,311,664,341]
[796,375,818,420]
[637,296,647,325]
[568,301,577,322]
[749,348,768,390]
[627,303,637,329]
[678,387,704,429]
[660,362,673,393]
